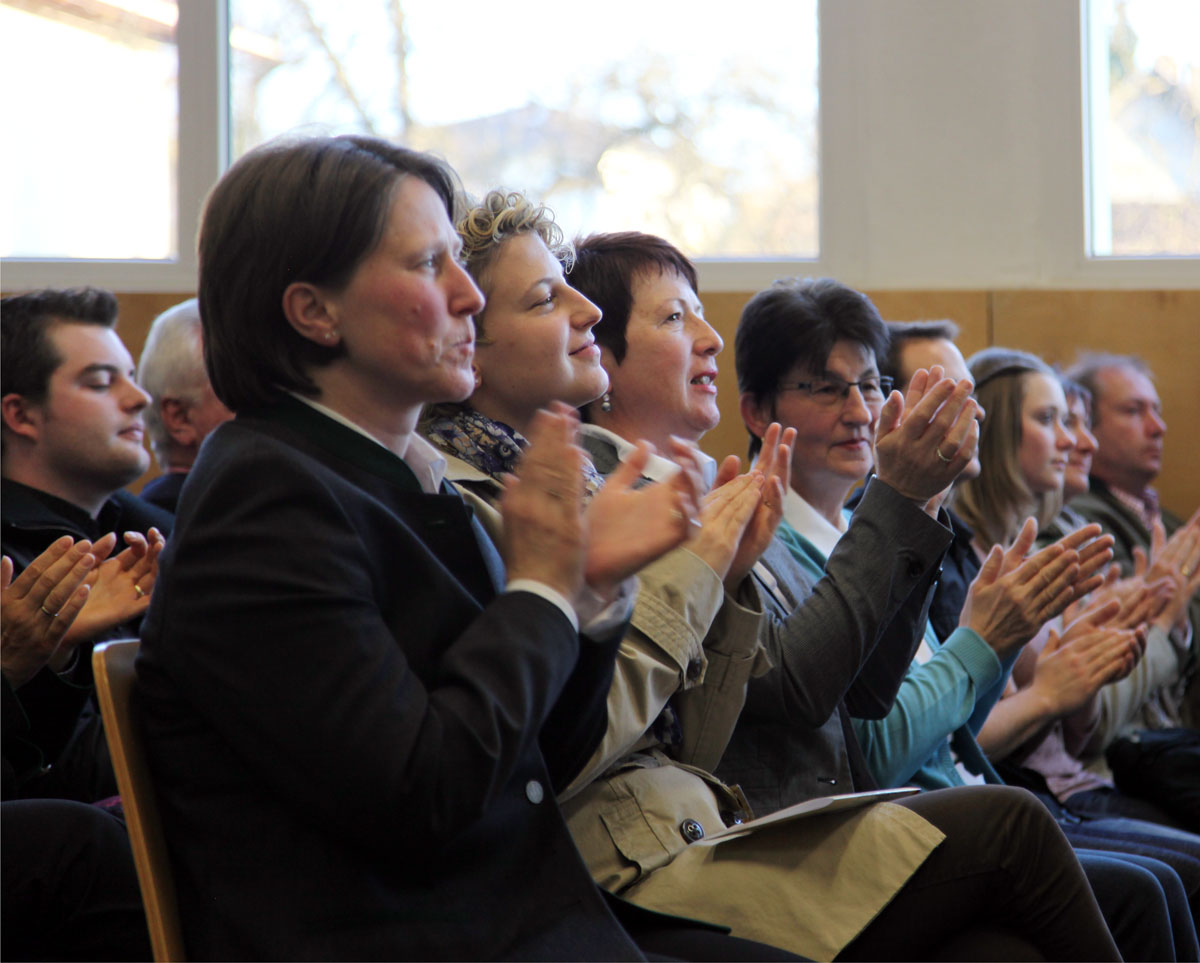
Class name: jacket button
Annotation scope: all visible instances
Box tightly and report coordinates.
[686,658,702,681]
[680,818,705,842]
[525,780,544,804]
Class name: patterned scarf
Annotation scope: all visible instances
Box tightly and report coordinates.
[424,403,679,747]
[422,403,604,497]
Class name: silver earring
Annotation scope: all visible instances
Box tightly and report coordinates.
[324,330,335,342]
[600,391,613,413]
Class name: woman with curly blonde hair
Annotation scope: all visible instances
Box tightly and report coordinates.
[420,190,617,499]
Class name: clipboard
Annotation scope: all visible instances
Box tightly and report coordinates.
[706,786,921,841]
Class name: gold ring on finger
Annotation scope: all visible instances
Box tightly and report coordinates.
[39,604,59,618]
[134,584,147,599]
[935,447,953,463]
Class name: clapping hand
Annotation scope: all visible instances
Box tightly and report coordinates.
[1029,599,1142,719]
[1139,511,1200,633]
[60,527,167,652]
[582,436,705,594]
[500,403,588,603]
[960,519,1114,658]
[722,422,795,590]
[874,365,983,514]
[2,536,97,687]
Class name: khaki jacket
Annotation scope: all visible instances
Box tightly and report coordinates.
[556,532,943,961]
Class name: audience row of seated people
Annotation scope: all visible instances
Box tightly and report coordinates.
[0,132,1196,960]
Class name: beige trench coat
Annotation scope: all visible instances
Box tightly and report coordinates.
[557,547,944,961]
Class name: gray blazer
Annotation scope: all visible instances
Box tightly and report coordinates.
[717,479,953,814]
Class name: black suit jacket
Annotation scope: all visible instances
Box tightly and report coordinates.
[1,480,174,801]
[136,398,640,961]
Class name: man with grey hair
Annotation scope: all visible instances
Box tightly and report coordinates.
[136,298,232,512]
[1066,351,1198,826]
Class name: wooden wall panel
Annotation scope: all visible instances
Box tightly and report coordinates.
[864,290,991,359]
[695,290,755,465]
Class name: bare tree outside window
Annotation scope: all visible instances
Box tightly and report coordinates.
[1087,0,1200,256]
[1,0,179,260]
[229,0,820,258]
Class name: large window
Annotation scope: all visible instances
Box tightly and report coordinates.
[1,0,179,260]
[1085,0,1200,256]
[229,0,820,259]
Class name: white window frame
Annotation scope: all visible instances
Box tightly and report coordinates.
[2,1,227,293]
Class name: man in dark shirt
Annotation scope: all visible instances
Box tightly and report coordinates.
[1,287,172,800]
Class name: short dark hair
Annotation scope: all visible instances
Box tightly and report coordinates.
[880,319,961,384]
[735,278,890,455]
[198,134,460,412]
[567,232,699,364]
[1,287,119,404]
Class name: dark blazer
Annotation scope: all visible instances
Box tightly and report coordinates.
[135,398,640,961]
[1,480,174,801]
[138,471,187,514]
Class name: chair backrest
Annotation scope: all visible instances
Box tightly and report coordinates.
[93,639,186,962]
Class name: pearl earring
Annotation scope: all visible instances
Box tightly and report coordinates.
[600,391,613,413]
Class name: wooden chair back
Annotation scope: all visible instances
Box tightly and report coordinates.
[93,639,186,962]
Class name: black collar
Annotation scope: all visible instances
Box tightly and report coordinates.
[1,478,113,540]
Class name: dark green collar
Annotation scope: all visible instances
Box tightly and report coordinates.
[255,395,426,495]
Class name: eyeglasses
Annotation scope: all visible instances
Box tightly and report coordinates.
[777,375,894,407]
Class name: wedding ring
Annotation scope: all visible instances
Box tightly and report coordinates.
[935,446,953,463]
[39,604,59,618]
[672,509,685,524]
[1184,565,1194,578]
[134,584,147,599]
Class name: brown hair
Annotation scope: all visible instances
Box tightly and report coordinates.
[954,347,1062,549]
[198,134,460,411]
[567,231,699,365]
